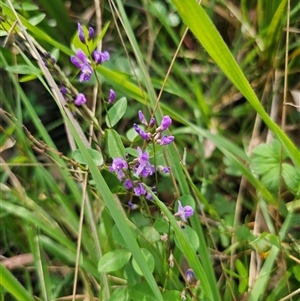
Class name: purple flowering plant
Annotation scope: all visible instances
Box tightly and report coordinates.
[19,16,205,301]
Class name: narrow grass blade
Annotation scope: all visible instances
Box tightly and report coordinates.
[0,264,35,301]
[170,0,300,167]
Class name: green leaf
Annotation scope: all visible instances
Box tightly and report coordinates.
[98,249,132,273]
[5,65,40,75]
[72,149,103,166]
[113,224,137,248]
[109,287,129,301]
[28,13,46,26]
[153,217,169,233]
[251,140,283,192]
[132,248,155,275]
[126,127,140,142]
[235,259,248,278]
[0,264,35,301]
[128,282,157,301]
[163,290,193,301]
[293,265,300,282]
[13,2,38,11]
[100,169,123,193]
[282,163,300,196]
[263,0,288,62]
[105,129,126,158]
[142,226,160,243]
[174,225,200,253]
[106,97,128,128]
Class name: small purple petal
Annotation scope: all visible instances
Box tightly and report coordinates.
[70,56,81,68]
[124,179,133,189]
[60,86,68,96]
[149,117,156,128]
[75,93,87,106]
[76,49,87,63]
[133,124,151,141]
[159,135,174,145]
[88,27,95,40]
[158,115,172,131]
[134,183,146,196]
[77,23,86,44]
[138,110,147,125]
[175,200,194,222]
[109,89,116,103]
[110,157,128,181]
[93,50,110,65]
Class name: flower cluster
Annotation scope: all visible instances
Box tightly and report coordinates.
[109,112,172,203]
[69,23,115,105]
[109,149,157,201]
[133,111,175,145]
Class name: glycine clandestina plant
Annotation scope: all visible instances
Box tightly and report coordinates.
[5,19,202,301]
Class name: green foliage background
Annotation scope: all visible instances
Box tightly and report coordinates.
[0,0,300,300]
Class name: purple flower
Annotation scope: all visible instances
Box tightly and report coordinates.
[158,166,170,173]
[75,93,87,106]
[70,50,93,82]
[109,89,116,103]
[128,201,139,210]
[93,50,110,65]
[185,269,197,284]
[109,157,128,181]
[60,86,68,97]
[134,147,155,178]
[138,110,148,126]
[174,200,194,222]
[149,117,156,128]
[157,115,172,132]
[88,27,94,40]
[145,187,156,200]
[158,135,175,145]
[134,183,146,196]
[133,124,151,141]
[124,179,133,189]
[78,23,86,44]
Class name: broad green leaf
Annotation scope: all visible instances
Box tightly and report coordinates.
[282,163,300,196]
[293,265,300,282]
[124,263,140,285]
[105,129,126,158]
[109,287,129,301]
[106,97,128,128]
[128,282,157,301]
[132,248,155,275]
[0,264,35,301]
[13,2,38,11]
[28,13,46,26]
[72,148,103,166]
[141,226,160,243]
[100,169,124,193]
[174,225,200,253]
[163,290,193,301]
[251,140,283,192]
[153,217,169,233]
[98,249,132,273]
[126,127,140,142]
[113,224,137,248]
